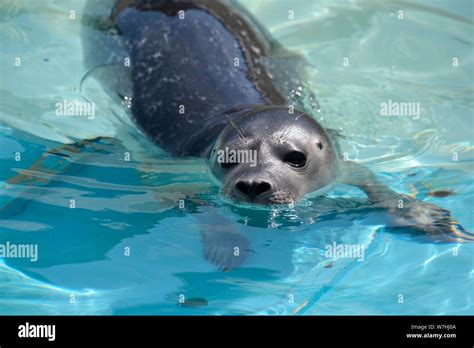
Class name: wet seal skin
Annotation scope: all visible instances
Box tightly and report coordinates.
[79,0,473,269]
[84,0,340,206]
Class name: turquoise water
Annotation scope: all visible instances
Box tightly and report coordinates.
[0,0,473,315]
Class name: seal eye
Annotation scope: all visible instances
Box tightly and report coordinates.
[283,151,307,168]
[316,141,323,150]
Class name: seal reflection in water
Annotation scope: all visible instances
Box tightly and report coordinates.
[8,0,471,270]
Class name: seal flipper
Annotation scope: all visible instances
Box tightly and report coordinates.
[341,161,473,242]
[197,206,252,271]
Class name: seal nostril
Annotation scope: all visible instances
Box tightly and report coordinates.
[236,181,251,195]
[255,181,271,195]
[236,180,270,198]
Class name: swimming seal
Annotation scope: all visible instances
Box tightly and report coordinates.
[5,0,468,271]
[81,0,344,206]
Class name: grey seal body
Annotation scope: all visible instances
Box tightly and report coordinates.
[82,0,341,205]
[80,0,470,260]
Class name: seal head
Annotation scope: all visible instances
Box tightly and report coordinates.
[210,107,340,205]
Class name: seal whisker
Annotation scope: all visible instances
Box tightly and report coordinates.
[225,114,247,141]
[281,114,302,139]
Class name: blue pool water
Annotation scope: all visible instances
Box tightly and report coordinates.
[0,0,473,315]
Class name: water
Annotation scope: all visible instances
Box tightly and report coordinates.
[0,0,473,315]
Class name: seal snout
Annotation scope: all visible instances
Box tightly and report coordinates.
[210,108,338,206]
[235,180,272,199]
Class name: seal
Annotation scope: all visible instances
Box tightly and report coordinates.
[209,106,341,205]
[4,0,469,271]
[82,0,472,267]
[82,0,342,206]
